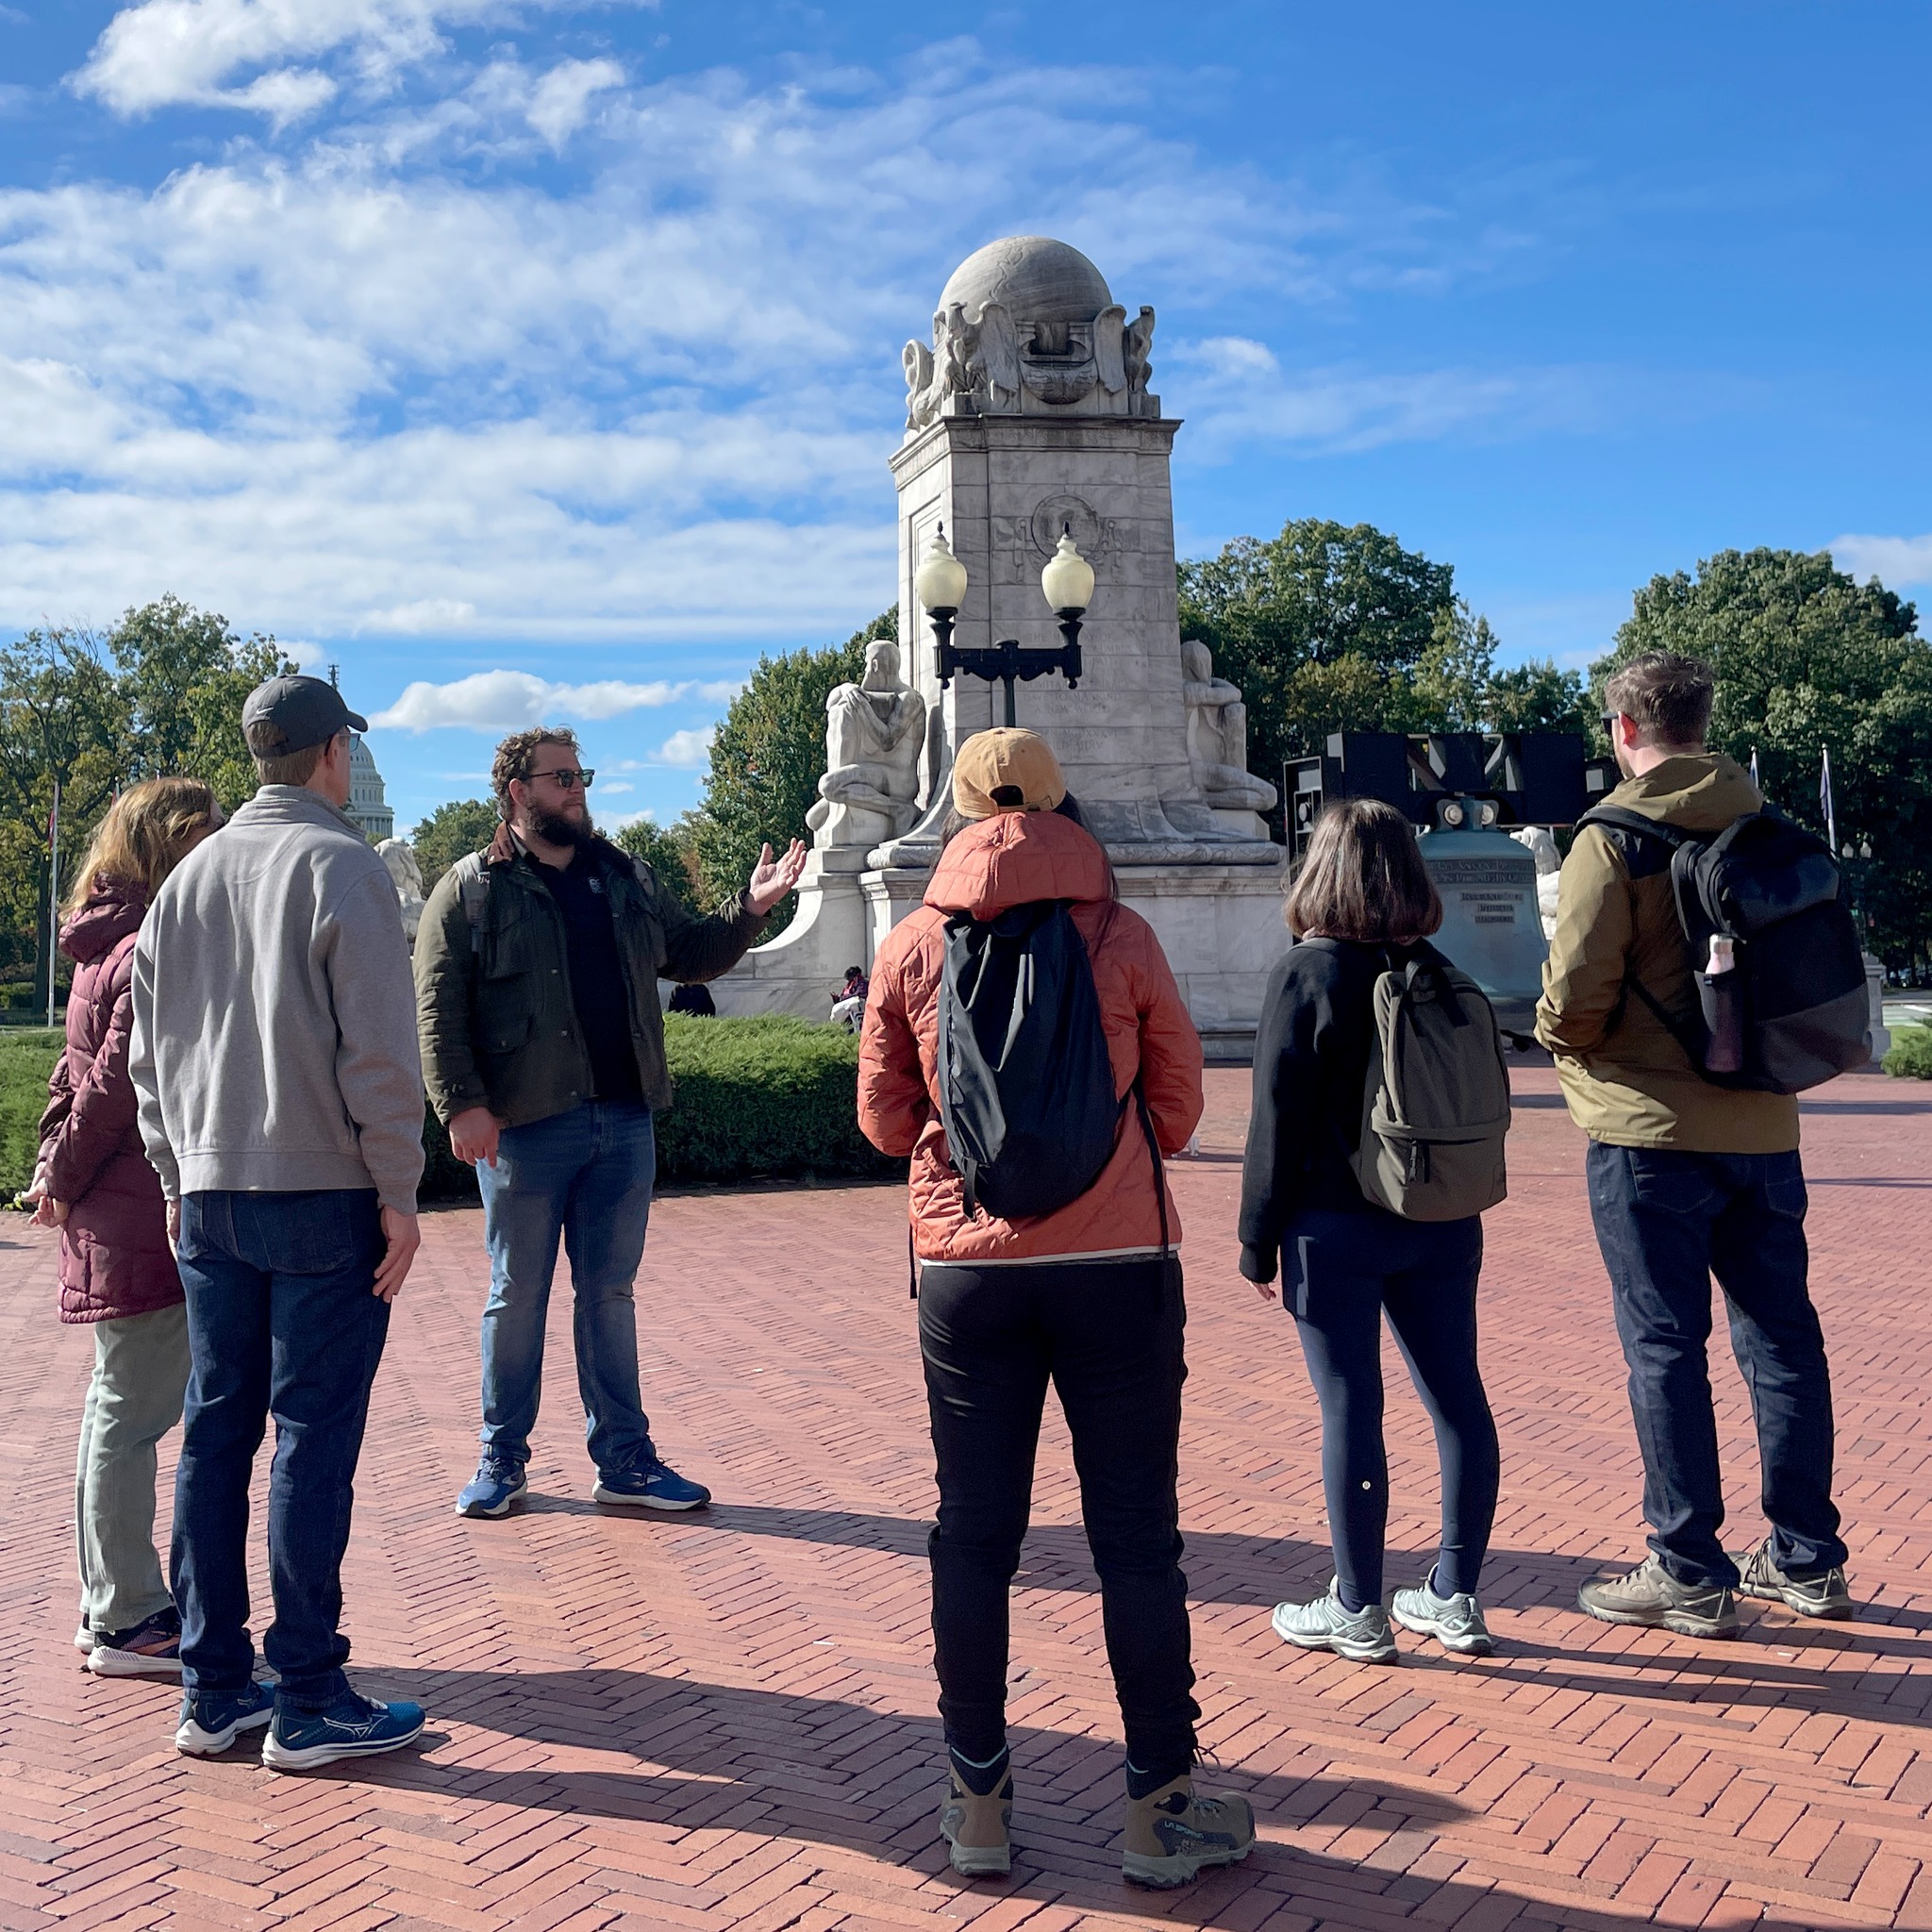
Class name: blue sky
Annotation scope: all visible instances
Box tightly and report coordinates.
[3,1,1928,837]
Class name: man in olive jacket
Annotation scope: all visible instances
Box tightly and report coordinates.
[415,725,805,1517]
[1537,652,1850,1641]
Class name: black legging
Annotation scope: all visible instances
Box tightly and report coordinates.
[1282,1207,1499,1607]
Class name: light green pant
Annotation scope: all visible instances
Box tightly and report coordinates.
[74,1303,191,1634]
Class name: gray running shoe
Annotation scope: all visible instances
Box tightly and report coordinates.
[1577,1556,1739,1638]
[1271,1579,1398,1663]
[1391,1576,1495,1656]
[1733,1539,1855,1619]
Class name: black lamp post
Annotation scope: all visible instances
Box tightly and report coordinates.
[913,523,1094,727]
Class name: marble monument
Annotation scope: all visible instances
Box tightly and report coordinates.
[712,236,1293,1052]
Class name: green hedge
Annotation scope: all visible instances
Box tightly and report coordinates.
[1883,1024,1932,1080]
[424,1012,897,1198]
[2,1015,895,1205]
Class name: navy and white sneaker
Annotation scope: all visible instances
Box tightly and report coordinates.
[176,1680,275,1756]
[591,1456,710,1510]
[262,1691,426,1772]
[456,1460,527,1518]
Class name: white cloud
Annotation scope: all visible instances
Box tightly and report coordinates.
[526,57,624,150]
[1830,532,1932,590]
[359,597,477,633]
[73,0,653,120]
[599,778,634,793]
[651,724,714,768]
[373,668,705,731]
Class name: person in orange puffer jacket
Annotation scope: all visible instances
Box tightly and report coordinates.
[858,728,1254,1892]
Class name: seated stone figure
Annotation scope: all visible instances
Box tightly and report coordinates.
[375,838,426,948]
[1181,641,1277,814]
[807,639,927,851]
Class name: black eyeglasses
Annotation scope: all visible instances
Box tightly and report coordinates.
[528,767,594,790]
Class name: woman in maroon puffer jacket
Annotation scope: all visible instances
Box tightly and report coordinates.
[30,777,221,1678]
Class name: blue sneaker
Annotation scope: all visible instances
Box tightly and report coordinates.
[456,1460,527,1518]
[262,1690,426,1772]
[591,1456,710,1510]
[176,1680,275,1756]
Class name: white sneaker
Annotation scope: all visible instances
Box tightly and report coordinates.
[1270,1579,1398,1663]
[1391,1575,1495,1656]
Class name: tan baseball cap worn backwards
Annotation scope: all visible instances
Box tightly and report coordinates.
[952,728,1068,820]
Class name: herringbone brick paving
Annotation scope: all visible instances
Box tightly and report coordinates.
[4,1064,1930,1930]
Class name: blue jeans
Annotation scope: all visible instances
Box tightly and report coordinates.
[475,1101,657,1476]
[1282,1208,1497,1608]
[171,1191,389,1707]
[1586,1141,1847,1590]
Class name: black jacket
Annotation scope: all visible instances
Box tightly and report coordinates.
[415,824,765,1128]
[1238,937,1424,1283]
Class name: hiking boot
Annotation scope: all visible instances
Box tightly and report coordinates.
[938,1749,1012,1878]
[87,1607,183,1679]
[1122,1774,1256,1890]
[1577,1556,1739,1638]
[1391,1575,1496,1657]
[1271,1580,1398,1663]
[456,1460,526,1518]
[1733,1539,1855,1619]
[175,1681,275,1756]
[592,1455,710,1511]
[262,1690,426,1772]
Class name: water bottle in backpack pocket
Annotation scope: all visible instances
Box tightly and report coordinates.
[1351,944,1511,1222]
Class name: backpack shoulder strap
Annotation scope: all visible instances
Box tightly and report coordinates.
[451,852,491,957]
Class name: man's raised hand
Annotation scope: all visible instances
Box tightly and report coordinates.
[746,839,808,916]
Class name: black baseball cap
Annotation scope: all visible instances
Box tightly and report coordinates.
[242,675,368,755]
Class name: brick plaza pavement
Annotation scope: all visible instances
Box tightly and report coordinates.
[3,1065,1931,1931]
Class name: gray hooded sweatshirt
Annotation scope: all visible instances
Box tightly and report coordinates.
[131,785,425,1215]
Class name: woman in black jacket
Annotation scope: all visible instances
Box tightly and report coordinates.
[1240,799,1501,1663]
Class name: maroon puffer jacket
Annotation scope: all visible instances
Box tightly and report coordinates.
[38,881,182,1324]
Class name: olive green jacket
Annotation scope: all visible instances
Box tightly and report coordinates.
[414,825,766,1128]
[1535,754,1799,1153]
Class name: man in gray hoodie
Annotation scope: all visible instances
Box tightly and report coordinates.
[131,674,429,1773]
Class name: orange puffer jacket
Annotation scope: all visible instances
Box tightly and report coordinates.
[858,810,1205,1266]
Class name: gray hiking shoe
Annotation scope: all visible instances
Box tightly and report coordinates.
[1577,1556,1739,1638]
[1733,1539,1855,1619]
[1271,1579,1398,1663]
[1391,1575,1495,1656]
[938,1757,1012,1877]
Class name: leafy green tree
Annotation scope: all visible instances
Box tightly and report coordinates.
[411,798,501,888]
[0,627,128,993]
[108,596,292,809]
[691,608,897,926]
[613,815,702,917]
[1595,547,1932,970]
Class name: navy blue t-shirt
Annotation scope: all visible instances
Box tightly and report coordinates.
[532,853,644,1105]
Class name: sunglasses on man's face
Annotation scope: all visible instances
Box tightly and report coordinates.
[528,767,594,790]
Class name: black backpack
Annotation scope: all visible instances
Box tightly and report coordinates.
[1579,802,1870,1093]
[937,899,1123,1220]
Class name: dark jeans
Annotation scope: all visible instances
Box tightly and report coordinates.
[1283,1208,1498,1608]
[1586,1141,1847,1590]
[171,1191,390,1707]
[919,1255,1198,1774]
[474,1101,656,1476]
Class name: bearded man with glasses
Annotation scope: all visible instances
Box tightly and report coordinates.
[416,725,805,1517]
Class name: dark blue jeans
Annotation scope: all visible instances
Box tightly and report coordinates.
[1283,1208,1497,1608]
[474,1101,657,1476]
[171,1191,390,1707]
[919,1256,1198,1777]
[1585,1141,1847,1590]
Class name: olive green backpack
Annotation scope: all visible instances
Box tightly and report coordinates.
[1352,944,1511,1222]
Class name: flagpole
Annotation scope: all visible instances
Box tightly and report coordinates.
[1820,746,1838,857]
[45,778,60,1029]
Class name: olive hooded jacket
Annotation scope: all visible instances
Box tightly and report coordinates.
[1534,752,1799,1153]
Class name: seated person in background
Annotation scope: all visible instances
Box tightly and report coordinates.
[831,965,870,1032]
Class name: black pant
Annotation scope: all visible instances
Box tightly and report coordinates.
[919,1255,1198,1774]
[1282,1208,1497,1607]
[1586,1141,1847,1589]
